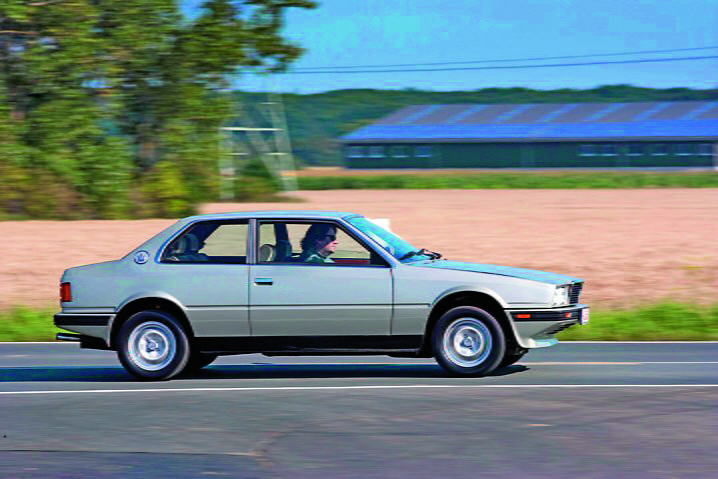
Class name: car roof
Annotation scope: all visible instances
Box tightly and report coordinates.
[183,210,360,222]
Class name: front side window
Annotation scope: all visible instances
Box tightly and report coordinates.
[258,221,385,266]
[162,221,249,264]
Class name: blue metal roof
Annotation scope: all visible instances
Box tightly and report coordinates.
[342,119,718,142]
[340,101,718,142]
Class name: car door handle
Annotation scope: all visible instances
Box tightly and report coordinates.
[254,278,273,285]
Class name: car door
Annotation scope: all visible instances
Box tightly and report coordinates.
[151,220,251,337]
[249,220,393,337]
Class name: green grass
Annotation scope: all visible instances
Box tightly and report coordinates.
[297,172,718,190]
[0,307,60,342]
[1,301,716,342]
[557,301,718,341]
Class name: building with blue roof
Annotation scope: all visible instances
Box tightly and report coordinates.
[339,101,718,169]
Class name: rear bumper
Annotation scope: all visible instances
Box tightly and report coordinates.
[54,314,111,327]
[54,313,113,348]
[507,305,589,348]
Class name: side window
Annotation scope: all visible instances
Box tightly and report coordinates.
[258,221,386,266]
[162,221,248,264]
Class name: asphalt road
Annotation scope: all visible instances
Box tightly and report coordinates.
[1,342,717,479]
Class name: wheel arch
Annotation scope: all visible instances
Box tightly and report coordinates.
[111,295,194,349]
[420,289,517,356]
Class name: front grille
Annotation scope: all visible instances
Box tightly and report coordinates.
[570,283,583,304]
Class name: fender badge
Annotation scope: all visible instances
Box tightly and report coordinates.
[134,251,150,264]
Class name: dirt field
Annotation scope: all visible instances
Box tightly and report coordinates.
[3,189,716,311]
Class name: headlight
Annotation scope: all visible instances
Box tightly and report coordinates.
[552,285,570,307]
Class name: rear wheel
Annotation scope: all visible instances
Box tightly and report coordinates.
[432,306,505,377]
[117,310,190,381]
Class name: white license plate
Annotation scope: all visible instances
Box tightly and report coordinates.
[580,308,590,325]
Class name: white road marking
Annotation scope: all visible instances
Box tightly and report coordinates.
[1,384,716,395]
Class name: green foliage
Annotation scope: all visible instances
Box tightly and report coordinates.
[297,172,718,190]
[0,0,316,219]
[558,302,718,341]
[135,160,196,218]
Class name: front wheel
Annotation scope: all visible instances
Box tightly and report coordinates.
[432,306,506,377]
[117,310,190,381]
[498,351,527,369]
[184,352,218,373]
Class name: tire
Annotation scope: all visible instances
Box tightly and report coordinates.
[432,306,506,377]
[184,352,218,372]
[117,310,190,381]
[498,351,527,369]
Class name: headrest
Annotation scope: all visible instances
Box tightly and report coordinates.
[183,233,200,252]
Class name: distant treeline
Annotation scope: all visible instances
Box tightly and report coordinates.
[239,84,718,166]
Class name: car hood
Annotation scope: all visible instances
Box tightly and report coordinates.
[409,260,582,285]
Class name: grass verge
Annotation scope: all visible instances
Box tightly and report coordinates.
[297,172,718,190]
[0,301,716,342]
[0,307,59,342]
[557,301,718,341]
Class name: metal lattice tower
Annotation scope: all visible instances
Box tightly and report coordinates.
[219,90,297,200]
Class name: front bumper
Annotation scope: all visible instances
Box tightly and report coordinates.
[507,305,589,349]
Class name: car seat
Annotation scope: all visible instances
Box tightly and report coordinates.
[274,239,293,262]
[259,244,275,262]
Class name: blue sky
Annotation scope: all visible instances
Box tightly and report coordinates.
[183,0,717,93]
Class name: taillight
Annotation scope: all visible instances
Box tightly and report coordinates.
[60,282,72,302]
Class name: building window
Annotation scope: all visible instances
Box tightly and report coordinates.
[415,145,432,158]
[698,144,713,156]
[368,146,385,158]
[674,144,694,156]
[601,144,618,156]
[347,146,365,158]
[390,146,408,158]
[578,145,596,156]
[652,144,668,156]
[627,144,643,156]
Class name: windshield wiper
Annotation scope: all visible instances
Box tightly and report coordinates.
[399,248,443,261]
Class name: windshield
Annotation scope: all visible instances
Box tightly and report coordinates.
[347,216,432,263]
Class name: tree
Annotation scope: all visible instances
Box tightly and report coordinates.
[0,0,316,218]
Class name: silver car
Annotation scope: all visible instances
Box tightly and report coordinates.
[55,211,589,380]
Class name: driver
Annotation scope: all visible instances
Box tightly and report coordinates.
[298,224,338,263]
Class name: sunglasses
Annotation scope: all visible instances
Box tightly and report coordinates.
[324,234,337,241]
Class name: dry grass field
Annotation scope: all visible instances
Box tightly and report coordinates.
[2,189,716,311]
